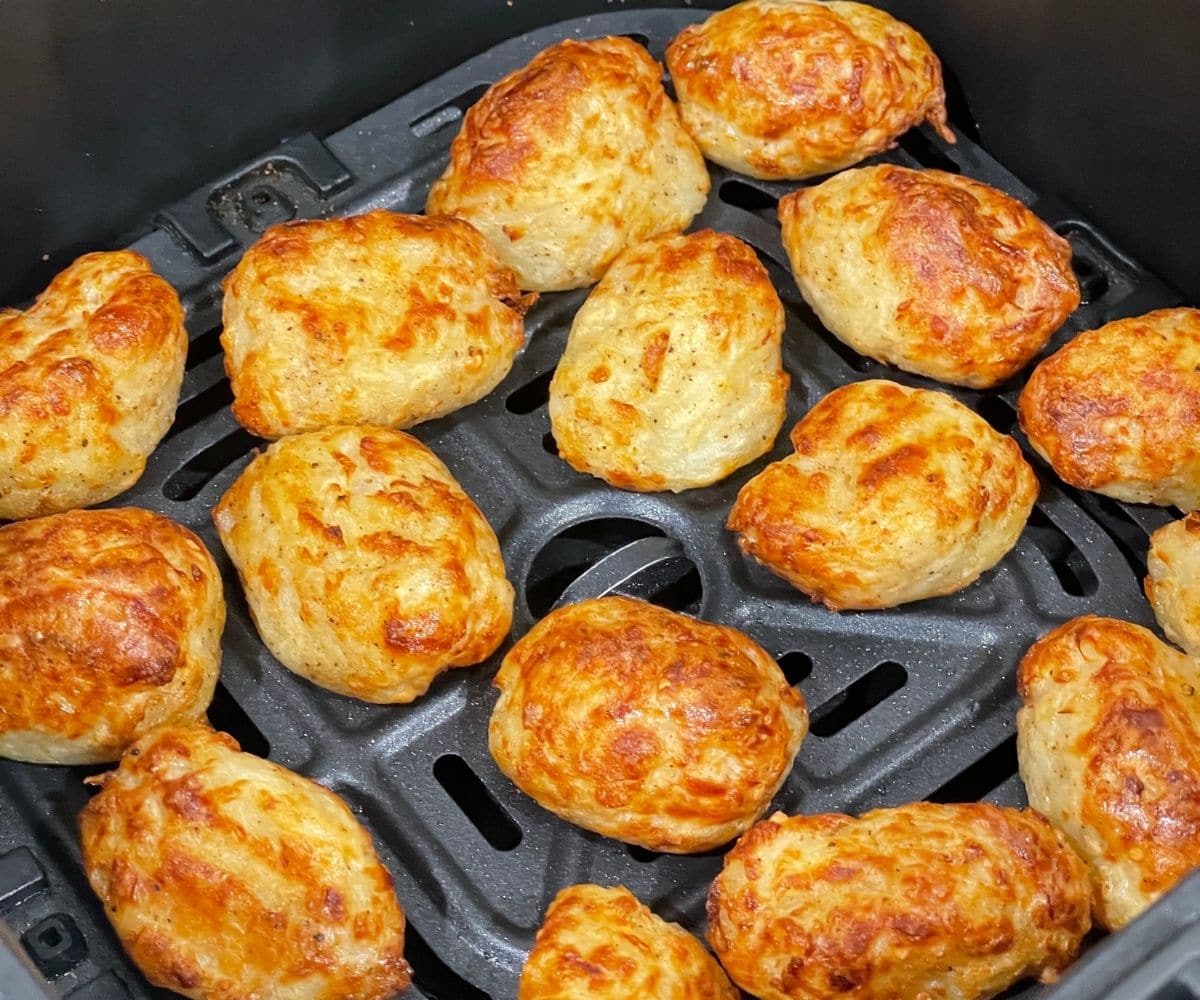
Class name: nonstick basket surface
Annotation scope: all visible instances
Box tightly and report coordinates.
[1,9,1197,1000]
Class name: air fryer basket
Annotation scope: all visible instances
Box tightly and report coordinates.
[1,9,1197,999]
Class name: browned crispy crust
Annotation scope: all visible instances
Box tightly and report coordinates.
[706,804,1092,999]
[727,379,1037,610]
[1017,615,1200,929]
[1018,307,1200,507]
[221,210,532,439]
[0,508,223,764]
[213,425,513,704]
[779,166,1079,387]
[427,36,709,291]
[489,596,808,853]
[666,0,953,181]
[519,884,737,999]
[549,230,788,492]
[79,723,411,1000]
[0,250,186,519]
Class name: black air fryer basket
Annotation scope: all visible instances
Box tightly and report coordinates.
[2,5,1199,999]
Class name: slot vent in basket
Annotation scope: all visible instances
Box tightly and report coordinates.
[185,326,224,370]
[1025,506,1099,598]
[406,922,493,1000]
[162,427,263,501]
[409,84,490,138]
[778,650,814,686]
[505,368,555,415]
[525,519,702,616]
[526,518,663,615]
[927,734,1019,803]
[810,661,907,738]
[940,64,981,144]
[167,377,234,441]
[897,129,962,174]
[433,755,522,852]
[647,561,702,614]
[718,179,781,221]
[1088,495,1152,579]
[1070,253,1111,305]
[975,395,1018,435]
[206,683,270,758]
[1055,223,1119,306]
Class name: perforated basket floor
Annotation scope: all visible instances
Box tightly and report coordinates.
[1,9,1195,1000]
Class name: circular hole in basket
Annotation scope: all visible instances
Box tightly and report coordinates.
[525,518,702,618]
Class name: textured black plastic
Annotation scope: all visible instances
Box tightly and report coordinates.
[0,9,1195,999]
[0,848,47,916]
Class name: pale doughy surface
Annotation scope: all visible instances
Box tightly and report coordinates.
[666,0,953,180]
[519,884,737,999]
[489,596,808,852]
[728,379,1037,610]
[1146,512,1200,656]
[427,36,709,291]
[221,210,532,439]
[779,165,1079,388]
[1019,307,1200,508]
[1017,615,1200,929]
[707,804,1092,999]
[79,723,411,1000]
[0,250,186,519]
[549,230,787,491]
[213,425,513,704]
